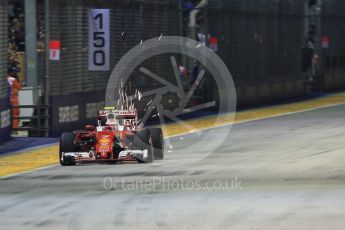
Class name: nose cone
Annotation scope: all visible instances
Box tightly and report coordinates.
[101,152,108,159]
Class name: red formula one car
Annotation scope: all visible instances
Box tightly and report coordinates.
[59,107,164,166]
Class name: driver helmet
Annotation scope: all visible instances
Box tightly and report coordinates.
[106,113,117,125]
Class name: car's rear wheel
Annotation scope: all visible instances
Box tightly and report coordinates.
[133,129,153,163]
[59,132,76,166]
[150,127,164,160]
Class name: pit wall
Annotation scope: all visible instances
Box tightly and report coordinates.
[49,90,179,137]
[49,91,105,137]
[49,79,307,136]
[236,79,306,107]
[323,69,345,90]
[0,97,11,143]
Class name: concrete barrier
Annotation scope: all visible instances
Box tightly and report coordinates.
[237,79,306,107]
[323,69,345,90]
[49,90,180,137]
[49,78,308,136]
[0,97,11,143]
[49,91,105,137]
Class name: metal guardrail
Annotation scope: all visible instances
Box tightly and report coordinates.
[11,104,50,136]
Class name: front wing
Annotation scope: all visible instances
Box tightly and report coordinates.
[62,149,148,163]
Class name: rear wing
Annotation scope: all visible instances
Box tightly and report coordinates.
[99,109,137,118]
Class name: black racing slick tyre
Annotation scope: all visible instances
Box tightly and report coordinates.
[150,128,164,160]
[133,129,153,163]
[59,132,76,166]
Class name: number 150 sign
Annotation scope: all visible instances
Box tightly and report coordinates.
[88,9,110,71]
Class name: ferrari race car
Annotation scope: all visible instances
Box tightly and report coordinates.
[59,107,164,166]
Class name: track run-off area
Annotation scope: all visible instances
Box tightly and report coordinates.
[1,92,345,177]
[0,92,345,229]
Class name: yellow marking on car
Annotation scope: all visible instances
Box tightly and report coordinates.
[1,91,345,177]
[103,106,115,110]
[99,138,111,144]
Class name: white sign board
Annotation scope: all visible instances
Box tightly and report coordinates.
[88,9,110,71]
[49,49,60,60]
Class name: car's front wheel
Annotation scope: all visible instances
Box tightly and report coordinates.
[59,132,76,166]
[133,129,154,163]
[150,127,164,160]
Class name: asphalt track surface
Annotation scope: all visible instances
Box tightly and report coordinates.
[1,104,345,229]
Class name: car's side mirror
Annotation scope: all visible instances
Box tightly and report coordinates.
[85,125,95,131]
[99,116,107,126]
